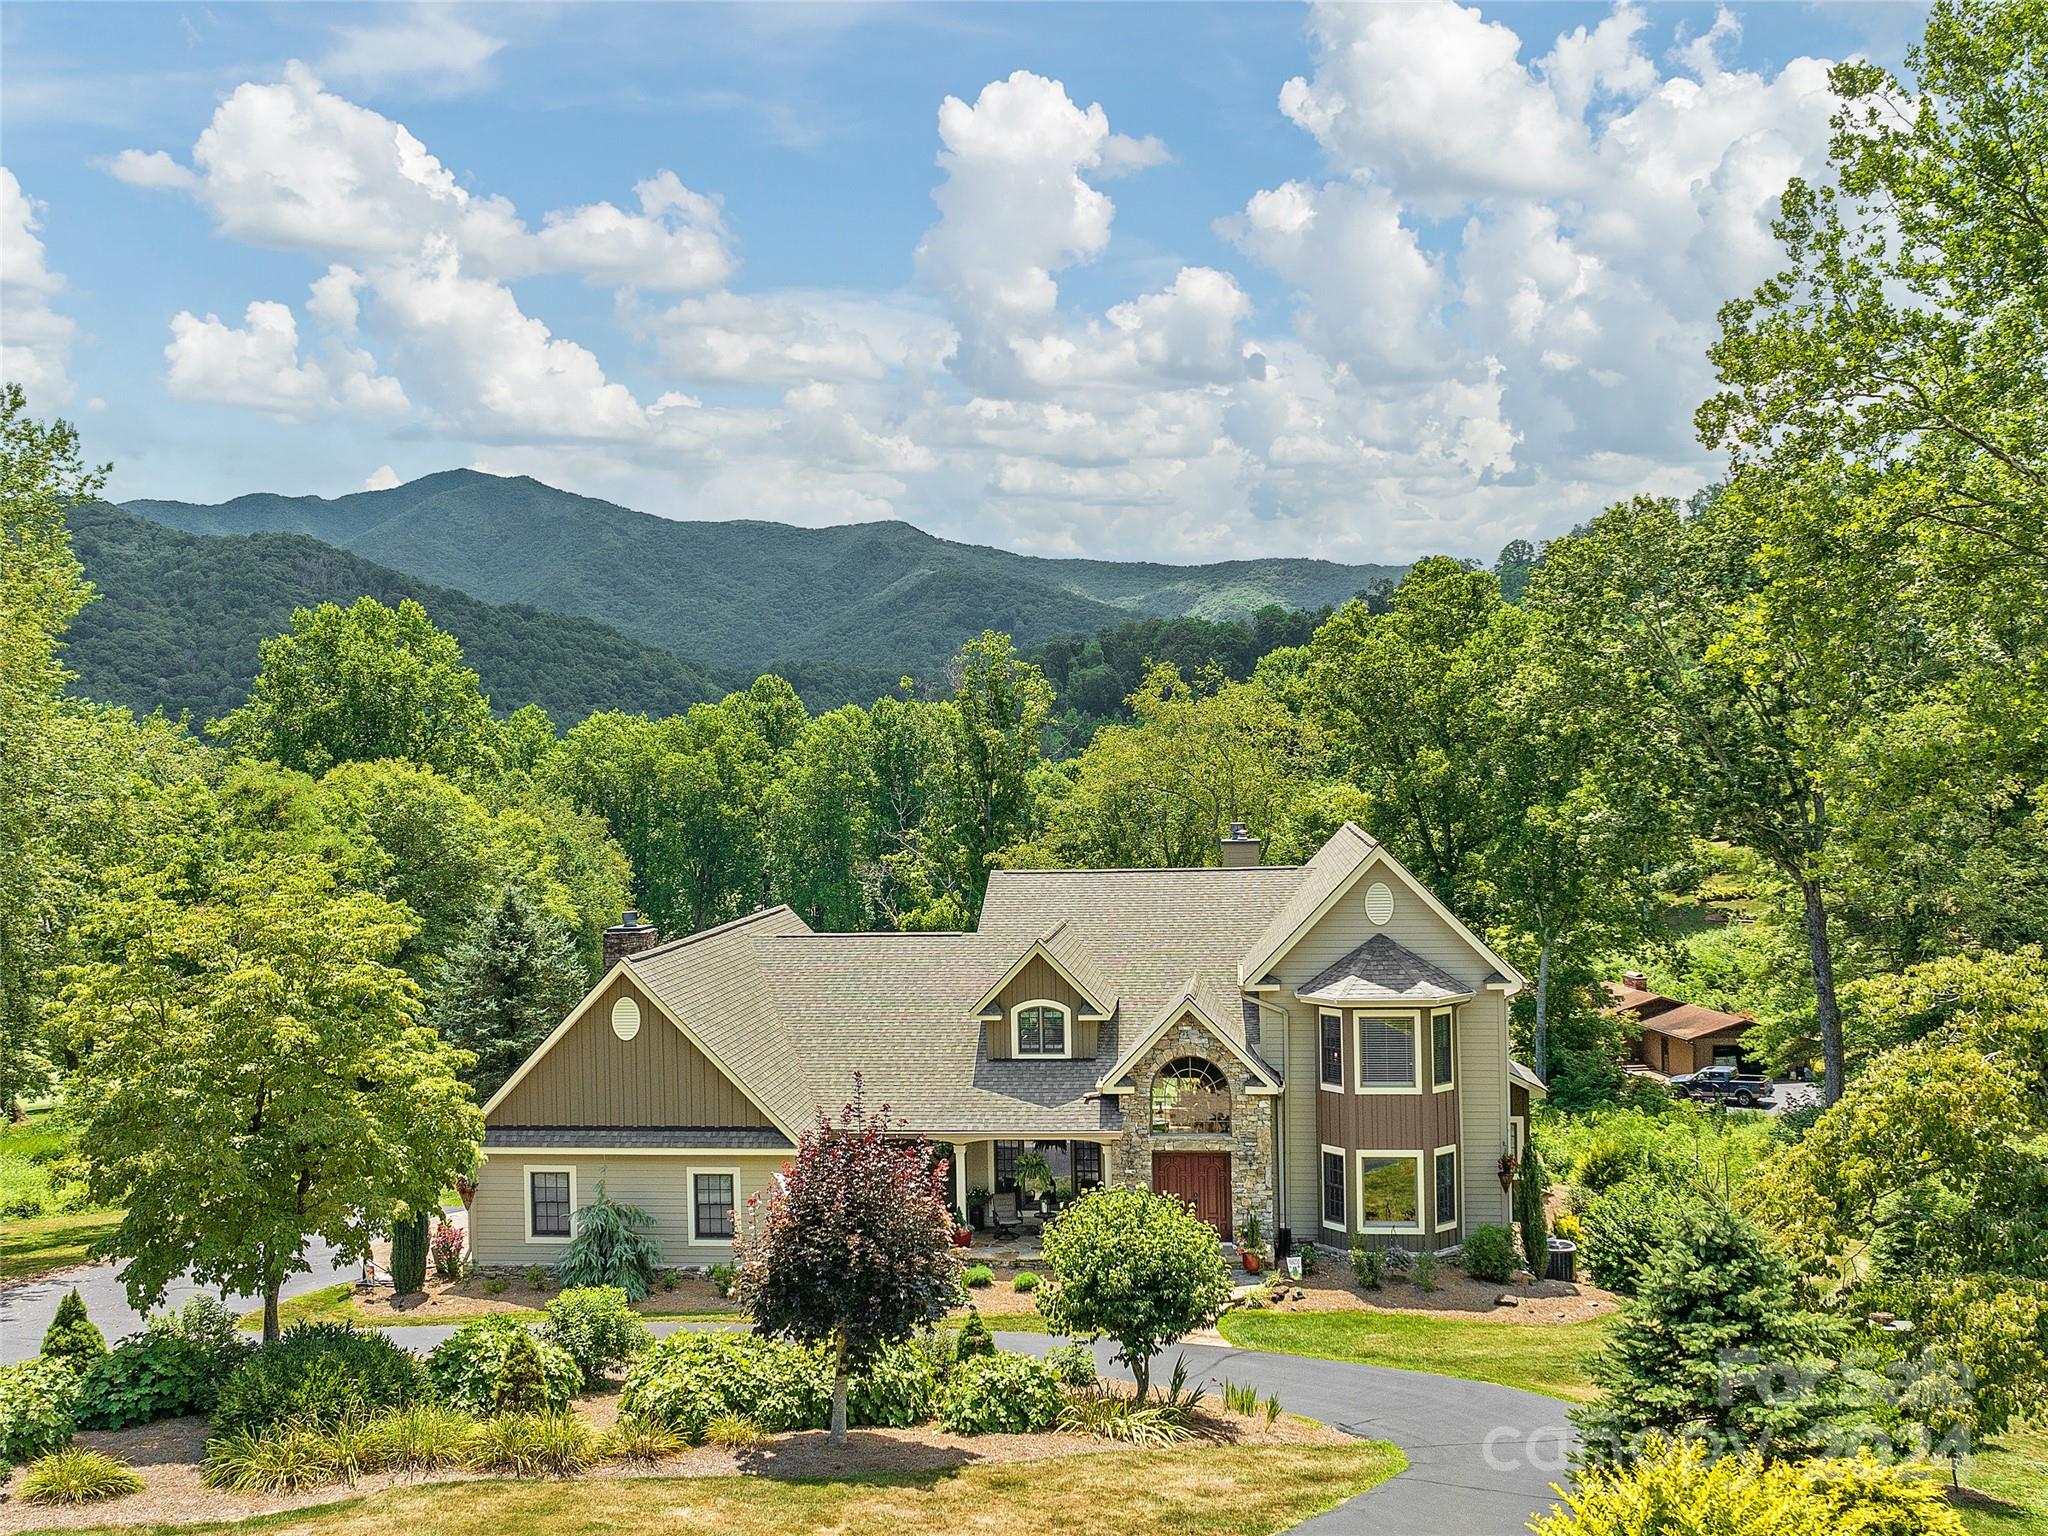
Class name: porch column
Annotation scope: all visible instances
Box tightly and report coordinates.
[954,1139,968,1221]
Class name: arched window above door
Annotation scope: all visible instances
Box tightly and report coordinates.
[1150,1057,1231,1133]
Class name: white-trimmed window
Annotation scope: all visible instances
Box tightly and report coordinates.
[1434,1146,1458,1232]
[1320,1146,1346,1231]
[1319,1012,1343,1089]
[1355,1151,1424,1233]
[689,1168,739,1244]
[525,1166,576,1242]
[1431,1009,1455,1091]
[1356,1013,1420,1092]
[1011,1000,1070,1058]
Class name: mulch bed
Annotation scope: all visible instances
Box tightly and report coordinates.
[347,1271,737,1321]
[1241,1259,1616,1324]
[0,1378,1337,1532]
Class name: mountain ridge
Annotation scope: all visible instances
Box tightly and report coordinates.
[124,469,1402,675]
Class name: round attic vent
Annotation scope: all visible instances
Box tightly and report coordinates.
[611,996,642,1041]
[1364,881,1395,925]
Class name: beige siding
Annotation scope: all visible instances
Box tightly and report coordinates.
[987,955,1098,1060]
[468,1152,787,1268]
[490,971,774,1129]
[1273,865,1513,1242]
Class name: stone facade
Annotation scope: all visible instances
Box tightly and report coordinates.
[1112,1014,1278,1244]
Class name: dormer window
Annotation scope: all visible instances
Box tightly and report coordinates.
[1012,1001,1070,1058]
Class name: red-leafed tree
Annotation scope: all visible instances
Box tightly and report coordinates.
[735,1079,960,1442]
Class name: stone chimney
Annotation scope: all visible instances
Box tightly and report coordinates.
[1220,821,1264,869]
[1621,969,1649,992]
[603,909,660,969]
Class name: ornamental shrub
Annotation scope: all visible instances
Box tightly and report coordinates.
[212,1324,428,1435]
[16,1446,144,1506]
[936,1351,1063,1435]
[962,1264,995,1289]
[1531,1435,1963,1536]
[424,1317,580,1417]
[1351,1244,1385,1290]
[1045,1340,1096,1386]
[1037,1186,1230,1399]
[464,1411,603,1477]
[40,1290,105,1369]
[539,1285,652,1388]
[955,1308,995,1359]
[553,1178,663,1301]
[619,1331,832,1441]
[429,1220,465,1279]
[74,1307,249,1434]
[0,1358,78,1469]
[1571,1138,1640,1195]
[1462,1224,1516,1283]
[1012,1271,1040,1293]
[1515,1142,1550,1274]
[1579,1179,1689,1296]
[389,1211,429,1296]
[847,1337,942,1427]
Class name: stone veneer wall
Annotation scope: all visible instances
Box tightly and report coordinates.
[1112,1015,1277,1242]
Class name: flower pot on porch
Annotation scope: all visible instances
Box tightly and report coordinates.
[1241,1249,1262,1274]
[952,1227,973,1249]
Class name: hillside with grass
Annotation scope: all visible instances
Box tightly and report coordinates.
[125,470,1402,674]
[64,501,735,726]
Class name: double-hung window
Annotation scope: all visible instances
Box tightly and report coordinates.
[527,1169,572,1240]
[1013,1003,1069,1057]
[1321,1149,1346,1229]
[1319,1012,1343,1088]
[1357,1014,1419,1090]
[1431,1009,1455,1090]
[691,1171,736,1242]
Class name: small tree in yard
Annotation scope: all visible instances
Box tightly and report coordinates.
[554,1178,663,1301]
[735,1082,959,1444]
[1516,1141,1550,1275]
[1037,1185,1231,1399]
[41,1289,105,1367]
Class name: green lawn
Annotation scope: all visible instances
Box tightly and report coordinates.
[0,1109,123,1281]
[1218,1308,1609,1402]
[0,1208,123,1282]
[54,1443,1404,1536]
[1958,1428,2048,1536]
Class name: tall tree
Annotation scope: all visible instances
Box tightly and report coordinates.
[768,706,880,929]
[58,849,481,1340]
[213,596,503,779]
[0,387,104,1113]
[934,632,1053,915]
[429,886,589,1096]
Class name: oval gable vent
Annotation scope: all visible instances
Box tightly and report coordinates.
[611,996,642,1041]
[1364,881,1395,926]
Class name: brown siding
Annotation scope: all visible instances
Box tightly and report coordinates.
[986,954,1098,1059]
[489,971,774,1128]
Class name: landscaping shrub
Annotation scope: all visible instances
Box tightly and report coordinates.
[1012,1270,1040,1293]
[429,1219,465,1279]
[464,1411,602,1477]
[16,1447,144,1506]
[1414,1251,1441,1292]
[847,1337,941,1427]
[540,1285,652,1387]
[1570,1138,1640,1195]
[962,1263,995,1289]
[1531,1435,1963,1536]
[212,1323,428,1435]
[954,1307,996,1359]
[75,1298,251,1431]
[1578,1179,1688,1296]
[703,1413,768,1449]
[1056,1385,1194,1446]
[937,1351,1064,1435]
[1462,1224,1516,1283]
[1350,1244,1385,1290]
[201,1425,344,1493]
[619,1331,831,1441]
[363,1403,477,1472]
[40,1289,105,1369]
[553,1178,662,1301]
[605,1413,685,1462]
[390,1210,429,1295]
[1516,1143,1551,1274]
[707,1261,736,1297]
[424,1316,580,1417]
[1045,1340,1096,1387]
[0,1358,78,1469]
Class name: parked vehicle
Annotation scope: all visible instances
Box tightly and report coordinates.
[1670,1065,1774,1108]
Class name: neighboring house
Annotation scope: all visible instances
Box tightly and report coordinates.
[472,822,1546,1268]
[1606,971,1758,1077]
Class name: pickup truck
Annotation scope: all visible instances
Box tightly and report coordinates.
[1670,1065,1774,1108]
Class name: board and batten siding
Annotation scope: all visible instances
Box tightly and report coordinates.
[468,1153,786,1268]
[986,954,1099,1060]
[1271,868,1513,1245]
[488,970,774,1129]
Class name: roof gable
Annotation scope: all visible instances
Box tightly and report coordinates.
[972,921,1117,1019]
[1096,981,1282,1097]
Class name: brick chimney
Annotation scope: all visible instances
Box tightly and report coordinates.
[1220,821,1264,868]
[603,909,659,969]
[1621,970,1649,992]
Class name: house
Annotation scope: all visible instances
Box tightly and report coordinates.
[470,822,1547,1268]
[1606,971,1758,1077]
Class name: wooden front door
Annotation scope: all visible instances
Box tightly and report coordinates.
[1152,1152,1231,1240]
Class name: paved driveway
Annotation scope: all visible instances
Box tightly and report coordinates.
[376,1321,1575,1535]
[0,1243,356,1363]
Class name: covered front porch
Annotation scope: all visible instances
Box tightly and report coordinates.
[936,1135,1119,1243]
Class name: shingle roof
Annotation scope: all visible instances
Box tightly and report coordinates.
[1603,980,1751,1040]
[1236,822,1378,983]
[1296,933,1475,1005]
[484,1126,794,1150]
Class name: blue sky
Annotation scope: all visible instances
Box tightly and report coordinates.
[2,1,1923,561]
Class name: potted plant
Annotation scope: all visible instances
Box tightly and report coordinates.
[951,1225,973,1248]
[1015,1151,1055,1213]
[1238,1216,1266,1275]
[966,1185,991,1228]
